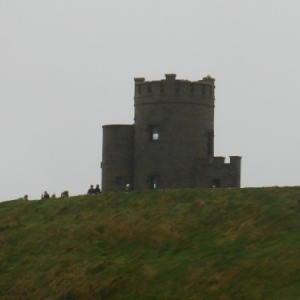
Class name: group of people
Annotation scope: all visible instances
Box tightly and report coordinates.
[22,185,102,200]
[40,184,103,199]
[41,190,69,199]
[40,183,129,198]
[87,184,102,195]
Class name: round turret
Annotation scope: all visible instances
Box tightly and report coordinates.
[101,124,134,191]
[133,74,215,190]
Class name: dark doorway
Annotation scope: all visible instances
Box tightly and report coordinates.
[211,179,221,188]
[207,131,214,157]
[115,176,123,190]
[149,176,158,189]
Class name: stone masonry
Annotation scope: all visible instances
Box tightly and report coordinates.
[101,74,241,191]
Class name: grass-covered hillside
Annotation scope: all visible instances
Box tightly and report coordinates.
[1,187,300,299]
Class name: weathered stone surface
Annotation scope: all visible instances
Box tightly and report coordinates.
[101,74,241,191]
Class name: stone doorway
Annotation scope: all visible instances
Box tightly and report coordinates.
[211,179,221,188]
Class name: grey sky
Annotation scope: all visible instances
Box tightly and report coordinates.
[0,1,299,201]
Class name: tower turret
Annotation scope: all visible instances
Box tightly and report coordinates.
[133,74,215,190]
[101,124,134,192]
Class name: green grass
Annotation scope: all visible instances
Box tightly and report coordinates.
[1,187,300,299]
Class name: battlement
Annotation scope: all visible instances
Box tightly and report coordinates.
[134,74,215,105]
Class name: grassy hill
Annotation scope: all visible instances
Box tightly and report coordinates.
[1,187,300,299]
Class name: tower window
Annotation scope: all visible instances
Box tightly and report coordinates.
[150,125,159,140]
[149,176,158,189]
[207,131,214,156]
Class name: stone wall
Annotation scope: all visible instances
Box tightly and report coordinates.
[101,74,241,191]
[101,125,134,191]
[133,74,215,190]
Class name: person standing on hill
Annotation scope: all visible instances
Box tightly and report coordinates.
[42,191,50,199]
[94,184,101,194]
[87,185,95,195]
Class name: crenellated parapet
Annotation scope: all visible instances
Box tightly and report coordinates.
[134,74,215,106]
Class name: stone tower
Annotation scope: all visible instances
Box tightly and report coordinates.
[101,74,241,192]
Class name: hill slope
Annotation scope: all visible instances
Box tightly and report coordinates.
[1,187,300,299]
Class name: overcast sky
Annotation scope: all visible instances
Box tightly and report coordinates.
[0,1,300,201]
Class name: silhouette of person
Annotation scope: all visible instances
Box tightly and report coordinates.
[94,184,101,194]
[42,191,50,199]
[87,185,95,195]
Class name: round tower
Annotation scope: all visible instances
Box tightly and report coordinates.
[101,124,134,192]
[133,74,215,190]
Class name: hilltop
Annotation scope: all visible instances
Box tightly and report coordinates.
[1,187,300,299]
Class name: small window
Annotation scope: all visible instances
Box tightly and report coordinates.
[207,131,214,157]
[149,176,158,189]
[150,125,159,140]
